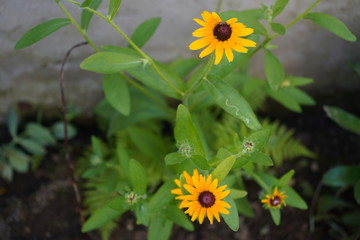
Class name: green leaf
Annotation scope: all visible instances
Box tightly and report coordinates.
[1,164,13,181]
[354,180,360,205]
[129,17,161,49]
[212,155,236,182]
[264,49,285,90]
[51,122,77,140]
[202,76,262,131]
[317,195,352,213]
[341,211,360,227]
[8,148,30,173]
[108,0,122,20]
[169,58,201,79]
[324,106,360,135]
[222,196,239,231]
[242,151,273,166]
[18,139,46,155]
[236,198,254,217]
[266,87,301,112]
[117,145,131,182]
[322,165,360,187]
[283,186,308,209]
[7,106,18,138]
[127,62,184,99]
[175,104,205,157]
[165,152,187,165]
[127,127,167,161]
[148,215,173,240]
[81,0,103,31]
[286,76,314,87]
[14,18,71,49]
[272,0,289,18]
[190,155,210,170]
[82,205,122,232]
[270,22,286,35]
[230,189,247,199]
[269,208,281,225]
[107,196,130,212]
[91,136,103,158]
[129,159,147,194]
[103,74,130,116]
[304,12,356,42]
[80,52,143,74]
[166,205,194,231]
[278,169,294,186]
[25,123,56,146]
[285,88,315,106]
[80,0,92,7]
[148,180,175,215]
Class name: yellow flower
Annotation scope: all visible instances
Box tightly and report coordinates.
[261,187,287,209]
[171,170,197,209]
[189,11,256,65]
[172,169,231,224]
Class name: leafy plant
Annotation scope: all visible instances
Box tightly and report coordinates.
[0,106,56,180]
[13,0,357,238]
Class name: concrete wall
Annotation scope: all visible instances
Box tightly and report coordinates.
[1,0,360,120]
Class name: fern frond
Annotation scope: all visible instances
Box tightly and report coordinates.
[210,113,315,166]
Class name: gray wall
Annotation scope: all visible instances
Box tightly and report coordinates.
[1,0,359,120]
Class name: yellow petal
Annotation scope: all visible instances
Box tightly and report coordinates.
[198,207,207,224]
[207,208,214,224]
[237,38,256,47]
[174,179,181,187]
[214,41,224,64]
[199,42,216,59]
[231,22,246,31]
[183,184,198,196]
[212,207,221,222]
[232,44,248,53]
[193,18,206,27]
[189,37,212,50]
[216,200,231,209]
[171,188,182,195]
[238,28,254,37]
[218,207,230,214]
[211,12,222,22]
[201,11,213,22]
[224,44,234,62]
[209,178,219,192]
[226,18,238,24]
[192,27,212,37]
[217,189,231,199]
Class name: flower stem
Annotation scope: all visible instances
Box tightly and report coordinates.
[216,0,223,12]
[65,0,184,97]
[56,1,99,52]
[251,172,270,192]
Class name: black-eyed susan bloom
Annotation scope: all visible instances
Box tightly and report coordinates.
[172,169,231,224]
[189,11,256,65]
[261,187,288,209]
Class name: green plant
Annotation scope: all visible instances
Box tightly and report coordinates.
[13,0,356,239]
[0,106,56,180]
[311,106,360,240]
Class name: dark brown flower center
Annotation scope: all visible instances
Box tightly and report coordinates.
[213,22,232,41]
[198,191,216,208]
[270,196,281,206]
